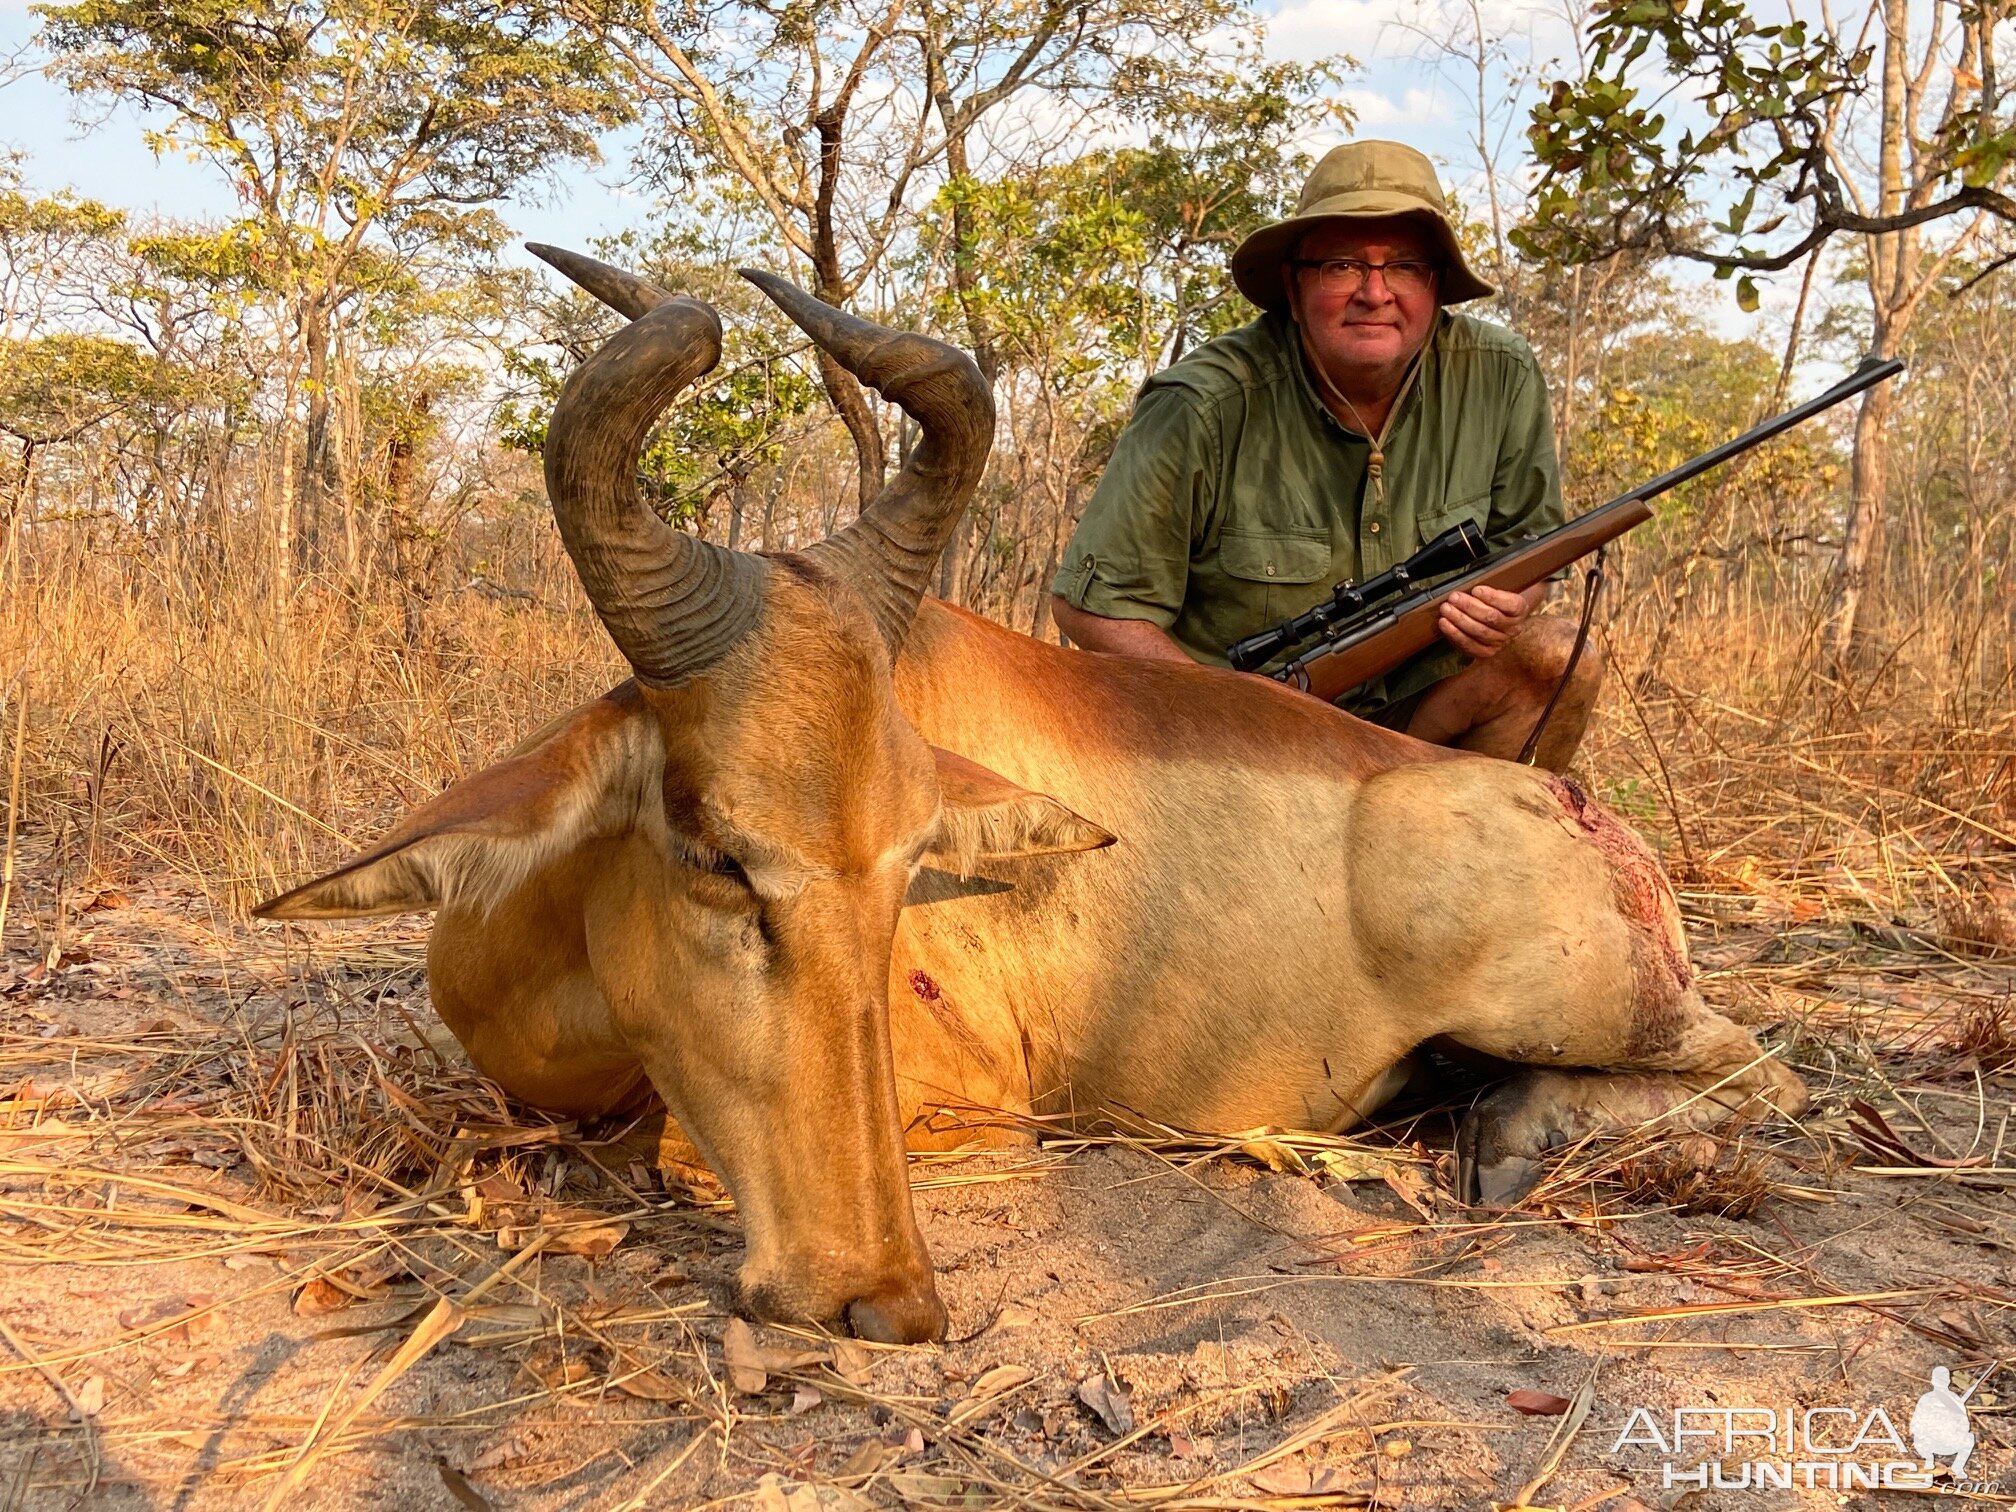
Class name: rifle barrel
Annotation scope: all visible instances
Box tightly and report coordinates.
[1616,356,1902,510]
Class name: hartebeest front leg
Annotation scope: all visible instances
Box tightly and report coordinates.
[1449,999,1809,1206]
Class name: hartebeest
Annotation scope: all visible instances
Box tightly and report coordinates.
[257,251,1807,1344]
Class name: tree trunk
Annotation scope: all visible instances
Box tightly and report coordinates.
[384,392,431,647]
[2,438,38,592]
[1831,370,1895,665]
[300,295,334,574]
[807,96,886,518]
[811,346,885,516]
[936,122,1001,386]
[274,416,296,634]
[1828,0,1912,665]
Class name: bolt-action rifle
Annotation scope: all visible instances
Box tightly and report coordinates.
[1226,356,1905,706]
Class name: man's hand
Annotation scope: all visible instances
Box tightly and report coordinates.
[1436,582,1548,658]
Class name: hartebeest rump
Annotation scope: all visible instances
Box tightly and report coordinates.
[257,251,1808,1344]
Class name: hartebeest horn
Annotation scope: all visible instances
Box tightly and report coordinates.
[533,245,765,686]
[740,269,995,653]
[528,242,669,321]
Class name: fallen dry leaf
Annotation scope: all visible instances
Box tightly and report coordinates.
[835,1440,902,1483]
[1311,1147,1395,1182]
[70,1375,105,1419]
[888,1471,969,1507]
[119,1299,179,1331]
[830,1339,875,1385]
[291,1278,352,1317]
[759,1344,830,1373]
[754,1473,875,1511]
[1249,1462,1354,1496]
[1238,1135,1310,1174]
[1507,1389,1573,1417]
[723,1318,769,1394]
[520,1345,595,1391]
[496,1218,629,1260]
[611,1364,686,1402]
[465,1437,526,1473]
[436,1462,493,1511]
[470,1171,523,1206]
[1167,1431,1209,1460]
[1381,1165,1439,1220]
[344,1253,413,1292]
[1077,1370,1133,1435]
[790,1384,824,1414]
[989,1302,1038,1332]
[948,1363,1036,1424]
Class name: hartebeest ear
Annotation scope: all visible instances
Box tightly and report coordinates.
[926,747,1115,878]
[253,693,653,921]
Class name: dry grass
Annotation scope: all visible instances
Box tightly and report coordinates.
[1609,1136,1778,1220]
[0,527,623,926]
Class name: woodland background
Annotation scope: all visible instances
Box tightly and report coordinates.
[1,0,2014,941]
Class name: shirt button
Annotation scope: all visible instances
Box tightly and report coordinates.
[1265,563,1276,576]
[1367,520,1382,535]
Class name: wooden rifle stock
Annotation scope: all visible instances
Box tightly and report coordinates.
[1278,495,1652,703]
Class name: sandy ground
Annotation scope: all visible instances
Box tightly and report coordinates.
[0,868,2011,1511]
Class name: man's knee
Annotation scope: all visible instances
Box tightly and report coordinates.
[1509,615,1604,698]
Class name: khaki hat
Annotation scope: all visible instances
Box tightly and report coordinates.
[1231,140,1494,312]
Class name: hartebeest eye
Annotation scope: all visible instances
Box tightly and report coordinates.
[675,836,752,892]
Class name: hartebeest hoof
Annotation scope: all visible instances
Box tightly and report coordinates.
[1454,1083,1569,1207]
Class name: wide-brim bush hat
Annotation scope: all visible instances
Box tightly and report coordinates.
[1231,140,1495,312]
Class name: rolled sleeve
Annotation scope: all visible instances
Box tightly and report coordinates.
[1051,386,1213,627]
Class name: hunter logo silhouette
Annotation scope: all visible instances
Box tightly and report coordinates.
[1910,1365,1987,1477]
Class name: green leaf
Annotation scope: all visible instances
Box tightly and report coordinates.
[1735,274,1760,312]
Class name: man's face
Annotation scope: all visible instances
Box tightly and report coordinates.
[1285,219,1440,380]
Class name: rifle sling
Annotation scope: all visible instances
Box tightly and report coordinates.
[1516,545,1607,766]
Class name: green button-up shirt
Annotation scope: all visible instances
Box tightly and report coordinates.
[1051,307,1564,713]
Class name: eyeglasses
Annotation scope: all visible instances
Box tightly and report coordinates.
[1291,258,1439,297]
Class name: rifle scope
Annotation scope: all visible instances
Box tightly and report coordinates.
[1225,519,1487,672]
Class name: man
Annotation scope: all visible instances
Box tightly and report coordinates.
[1049,140,1602,770]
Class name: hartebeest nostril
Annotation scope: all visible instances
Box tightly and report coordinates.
[845,1280,949,1345]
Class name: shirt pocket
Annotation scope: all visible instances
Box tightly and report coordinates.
[1219,527,1331,585]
